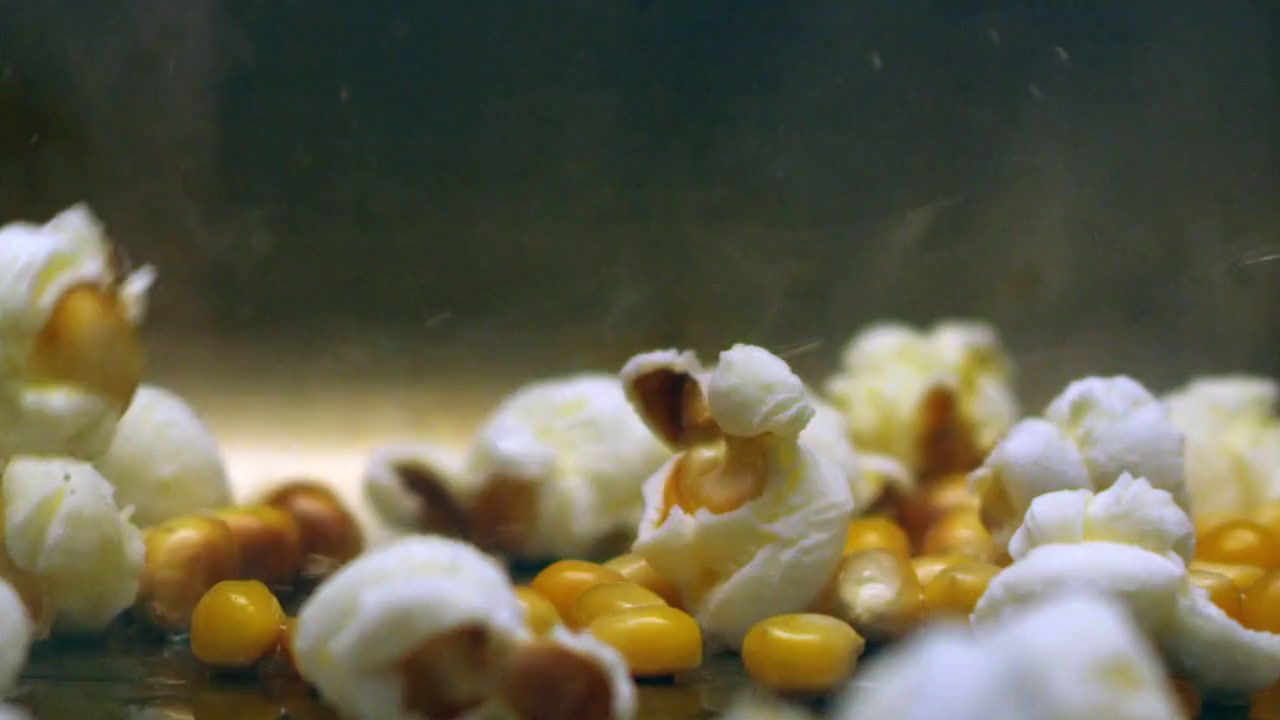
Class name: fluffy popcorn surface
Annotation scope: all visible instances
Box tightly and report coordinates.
[824,320,1018,471]
[294,536,528,720]
[0,205,154,458]
[707,344,813,439]
[1165,376,1280,515]
[0,579,33,694]
[2,457,144,633]
[93,385,231,526]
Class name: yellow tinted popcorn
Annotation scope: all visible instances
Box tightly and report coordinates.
[0,578,33,695]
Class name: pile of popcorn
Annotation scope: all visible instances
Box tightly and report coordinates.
[5,204,1280,720]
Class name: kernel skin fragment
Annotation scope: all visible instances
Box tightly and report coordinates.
[190,579,286,667]
[741,614,864,693]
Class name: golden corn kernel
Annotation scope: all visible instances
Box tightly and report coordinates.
[833,549,923,640]
[265,482,363,579]
[572,582,667,629]
[664,437,767,517]
[531,560,627,619]
[1189,560,1266,592]
[400,625,500,720]
[502,638,617,720]
[741,613,865,693]
[1241,569,1280,633]
[1190,569,1244,623]
[604,553,683,608]
[1255,502,1280,538]
[842,516,911,559]
[1198,519,1280,569]
[211,505,303,588]
[921,510,997,561]
[1195,511,1236,540]
[922,560,1001,618]
[587,606,702,677]
[515,586,563,636]
[27,284,142,408]
[190,580,286,667]
[911,553,969,588]
[139,515,241,631]
[895,473,980,546]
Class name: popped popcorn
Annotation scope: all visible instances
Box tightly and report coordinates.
[0,578,33,695]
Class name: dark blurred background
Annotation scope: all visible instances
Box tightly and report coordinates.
[0,0,1277,403]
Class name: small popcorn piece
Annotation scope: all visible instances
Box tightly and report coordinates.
[93,385,232,526]
[825,320,1018,477]
[623,345,854,649]
[837,593,1185,720]
[971,376,1188,546]
[1164,376,1280,515]
[0,578,34,695]
[2,456,144,633]
[0,204,155,459]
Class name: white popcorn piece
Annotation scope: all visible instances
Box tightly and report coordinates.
[0,578,34,695]
[624,345,854,649]
[975,477,1280,696]
[363,443,469,532]
[825,320,1018,475]
[838,593,1183,720]
[805,397,912,510]
[93,385,231,526]
[0,204,154,459]
[1165,376,1280,515]
[2,457,144,633]
[293,536,528,720]
[971,375,1188,546]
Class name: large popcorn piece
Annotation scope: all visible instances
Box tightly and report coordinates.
[975,475,1280,696]
[970,375,1188,545]
[837,592,1183,720]
[0,204,154,458]
[363,375,670,559]
[1,457,144,633]
[623,344,854,649]
[825,321,1018,477]
[295,536,635,720]
[1165,376,1280,515]
[0,578,34,695]
[94,385,232,526]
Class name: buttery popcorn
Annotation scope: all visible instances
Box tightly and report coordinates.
[93,385,231,526]
[825,321,1018,476]
[1165,376,1280,515]
[0,204,154,459]
[0,578,33,695]
[975,475,1280,696]
[838,593,1183,720]
[2,457,144,633]
[624,345,854,649]
[971,375,1188,545]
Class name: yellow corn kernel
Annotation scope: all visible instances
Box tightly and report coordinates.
[741,613,865,693]
[1198,519,1280,569]
[1189,560,1266,592]
[531,560,626,619]
[910,553,968,588]
[572,582,667,629]
[842,516,911,559]
[139,515,241,631]
[922,560,1000,618]
[604,553,683,608]
[265,482,363,579]
[1189,569,1243,623]
[1255,502,1280,538]
[515,586,562,636]
[27,284,142,408]
[1241,569,1280,633]
[587,606,702,677]
[834,549,922,640]
[920,510,997,561]
[895,473,979,546]
[211,505,304,588]
[1195,511,1236,540]
[190,580,285,667]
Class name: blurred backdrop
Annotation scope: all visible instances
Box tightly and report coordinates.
[0,1,1277,520]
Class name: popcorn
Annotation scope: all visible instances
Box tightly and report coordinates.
[825,321,1018,476]
[0,204,154,458]
[971,376,1188,545]
[93,385,231,526]
[975,475,1280,696]
[805,397,911,510]
[624,345,854,649]
[1164,376,1280,515]
[0,578,33,695]
[503,626,637,720]
[837,593,1184,720]
[1,457,144,633]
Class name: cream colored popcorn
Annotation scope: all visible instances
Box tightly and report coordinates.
[838,593,1183,720]
[971,375,1188,545]
[0,578,33,695]
[93,385,231,526]
[0,204,154,458]
[825,320,1018,476]
[2,457,144,633]
[805,397,911,510]
[975,476,1280,696]
[624,345,854,649]
[1164,376,1280,515]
